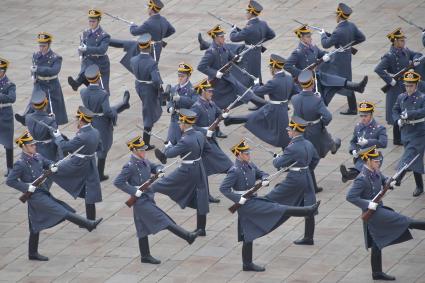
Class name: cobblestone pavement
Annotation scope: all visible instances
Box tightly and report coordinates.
[1,0,425,282]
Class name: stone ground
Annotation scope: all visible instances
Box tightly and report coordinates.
[1,0,425,282]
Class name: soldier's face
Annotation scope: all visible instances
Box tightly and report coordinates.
[202,90,213,101]
[238,151,251,162]
[245,12,253,20]
[88,18,99,29]
[38,43,49,53]
[134,149,146,159]
[23,143,37,155]
[177,73,189,85]
[405,83,417,95]
[367,159,381,171]
[394,38,405,48]
[359,113,372,124]
[301,34,312,45]
[0,70,5,78]
[215,35,225,46]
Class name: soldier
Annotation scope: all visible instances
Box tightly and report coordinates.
[6,131,102,261]
[25,90,61,162]
[375,28,422,145]
[129,0,175,62]
[68,9,111,93]
[229,0,275,83]
[0,58,16,176]
[130,33,163,150]
[340,101,387,183]
[152,109,211,235]
[220,139,320,272]
[166,63,197,145]
[291,70,341,192]
[114,136,200,265]
[346,146,425,281]
[50,106,102,220]
[320,3,366,115]
[80,64,130,181]
[392,71,425,197]
[190,79,233,202]
[224,54,298,148]
[265,117,320,245]
[285,25,368,106]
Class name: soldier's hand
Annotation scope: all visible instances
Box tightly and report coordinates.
[30,66,37,73]
[390,79,397,86]
[216,71,224,79]
[50,164,58,173]
[135,189,143,197]
[172,94,180,102]
[389,180,397,189]
[261,179,270,187]
[238,196,247,205]
[400,111,408,119]
[322,54,331,62]
[254,78,260,85]
[165,141,173,148]
[167,107,174,113]
[221,112,229,119]
[368,201,378,210]
[28,184,36,193]
[319,29,326,35]
[352,150,359,158]
[206,130,214,138]
[357,137,368,146]
[52,129,61,138]
[397,119,404,127]
[78,44,87,52]
[413,59,421,67]
[157,171,165,178]
[130,22,136,26]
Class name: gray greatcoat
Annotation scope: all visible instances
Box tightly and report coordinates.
[0,76,16,149]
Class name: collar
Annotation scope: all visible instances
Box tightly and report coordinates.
[360,118,376,127]
[184,127,193,133]
[212,41,225,50]
[179,81,190,88]
[140,51,150,55]
[131,154,147,164]
[91,26,100,33]
[81,124,92,129]
[275,70,285,76]
[21,151,38,162]
[235,158,252,169]
[0,75,8,85]
[337,20,347,27]
[291,135,304,142]
[248,17,259,24]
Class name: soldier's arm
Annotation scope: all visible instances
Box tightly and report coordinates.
[253,163,269,180]
[55,135,85,153]
[349,127,358,153]
[101,95,117,120]
[150,63,163,88]
[113,164,138,195]
[40,154,54,169]
[229,27,249,42]
[318,100,332,125]
[164,19,176,38]
[406,96,425,119]
[164,137,189,158]
[253,79,274,97]
[85,34,111,55]
[197,50,218,78]
[284,50,302,77]
[353,26,366,45]
[219,167,242,203]
[190,105,207,135]
[6,162,30,193]
[310,145,320,170]
[264,23,276,41]
[0,83,16,103]
[109,38,134,49]
[374,55,393,84]
[366,126,388,149]
[36,55,62,76]
[150,162,164,174]
[392,95,402,122]
[409,49,422,60]
[346,177,370,210]
[321,30,340,49]
[130,22,149,36]
[178,89,197,108]
[273,146,295,169]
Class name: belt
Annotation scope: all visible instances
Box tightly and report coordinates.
[136,79,153,84]
[405,118,425,125]
[93,112,104,117]
[86,54,106,57]
[289,166,309,172]
[37,75,58,81]
[151,41,161,44]
[245,44,261,49]
[181,157,201,164]
[232,189,249,195]
[74,153,96,158]
[201,126,209,130]
[0,103,12,108]
[306,118,321,125]
[269,100,288,105]
[34,139,52,144]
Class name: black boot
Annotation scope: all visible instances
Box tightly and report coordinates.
[344,76,368,93]
[371,246,395,281]
[331,138,341,154]
[14,113,27,126]
[97,158,109,182]
[310,169,323,193]
[242,242,265,272]
[223,116,248,126]
[340,93,358,115]
[4,148,13,177]
[409,220,425,230]
[393,123,402,145]
[28,232,49,261]
[208,194,220,203]
[65,211,102,232]
[114,90,131,113]
[154,148,167,164]
[143,127,155,150]
[215,127,227,138]
[67,76,82,91]
[284,201,320,217]
[138,236,161,264]
[195,214,206,236]
[293,216,315,245]
[394,170,406,186]
[249,95,267,107]
[340,165,360,183]
[167,224,200,244]
[85,203,96,221]
[413,172,424,197]
[198,33,211,51]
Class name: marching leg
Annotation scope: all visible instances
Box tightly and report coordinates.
[413,172,424,197]
[223,116,249,126]
[344,76,368,93]
[293,216,315,245]
[409,220,425,230]
[113,90,131,113]
[283,201,321,217]
[215,126,227,139]
[340,91,358,115]
[97,157,109,182]
[167,224,200,244]
[392,122,402,145]
[85,203,96,221]
[340,165,360,183]
[65,212,102,232]
[310,169,323,193]
[195,214,206,236]
[4,147,13,177]
[143,127,155,151]
[198,33,211,51]
[139,236,161,264]
[371,245,395,281]
[242,242,265,272]
[28,232,49,261]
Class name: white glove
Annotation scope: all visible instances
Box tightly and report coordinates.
[368,201,378,210]
[319,29,326,35]
[157,170,165,178]
[52,129,61,138]
[221,112,229,119]
[135,189,143,197]
[254,78,260,85]
[50,164,58,173]
[389,180,397,189]
[165,141,173,148]
[28,184,36,193]
[130,22,136,26]
[231,24,237,31]
[206,130,214,138]
[261,179,270,187]
[168,107,174,113]
[413,59,421,67]
[400,111,408,119]
[322,54,331,62]
[238,196,247,205]
[78,44,87,52]
[397,119,404,127]
[390,79,397,86]
[172,94,180,102]
[216,71,224,79]
[357,137,368,146]
[30,66,37,73]
[235,55,242,63]
[352,150,359,158]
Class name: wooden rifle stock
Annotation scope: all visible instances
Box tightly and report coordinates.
[381,62,415,93]
[228,182,263,213]
[125,174,159,207]
[361,179,392,221]
[19,170,53,203]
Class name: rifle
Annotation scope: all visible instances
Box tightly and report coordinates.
[230,62,259,82]
[125,152,191,207]
[303,41,355,71]
[207,86,253,132]
[293,19,358,55]
[207,12,239,30]
[244,136,277,157]
[381,54,425,93]
[398,15,424,31]
[104,12,167,47]
[78,33,84,61]
[137,125,167,143]
[19,145,85,203]
[361,154,420,222]
[31,54,37,82]
[228,162,297,213]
